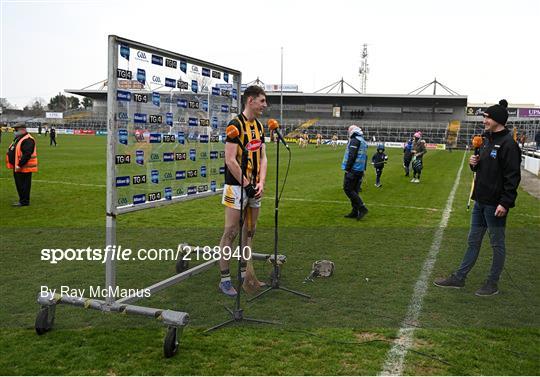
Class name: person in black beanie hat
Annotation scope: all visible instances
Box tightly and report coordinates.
[434,99,521,296]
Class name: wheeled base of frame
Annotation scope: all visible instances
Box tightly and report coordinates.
[35,292,189,358]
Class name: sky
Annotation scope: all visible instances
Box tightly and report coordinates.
[1,0,539,109]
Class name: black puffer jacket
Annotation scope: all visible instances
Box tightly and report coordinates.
[471,128,521,209]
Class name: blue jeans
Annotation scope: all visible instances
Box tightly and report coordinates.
[455,202,507,282]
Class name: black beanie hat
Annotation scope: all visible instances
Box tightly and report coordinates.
[483,99,509,126]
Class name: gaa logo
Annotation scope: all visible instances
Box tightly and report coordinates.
[136,51,148,62]
[152,75,162,84]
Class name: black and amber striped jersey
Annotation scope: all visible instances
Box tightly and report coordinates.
[225,113,265,185]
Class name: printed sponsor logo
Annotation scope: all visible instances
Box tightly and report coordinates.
[117,68,132,79]
[163,152,174,162]
[197,185,208,193]
[212,87,220,96]
[219,166,226,174]
[165,187,172,200]
[223,72,229,83]
[149,152,161,162]
[199,118,210,127]
[191,65,200,74]
[189,100,199,109]
[120,44,130,60]
[163,134,175,143]
[212,70,221,79]
[202,100,208,112]
[152,54,163,65]
[119,129,128,145]
[210,135,219,143]
[116,176,130,187]
[136,150,144,165]
[220,89,230,97]
[188,117,198,127]
[210,151,218,159]
[152,92,160,106]
[246,139,262,152]
[200,165,207,177]
[211,117,218,128]
[115,154,131,164]
[117,196,128,206]
[165,77,176,88]
[134,113,147,124]
[137,68,146,84]
[117,90,131,102]
[202,67,210,77]
[175,170,186,180]
[189,149,196,161]
[221,104,229,113]
[176,186,186,195]
[187,169,198,178]
[180,60,187,73]
[149,114,162,124]
[199,134,209,143]
[177,80,189,90]
[187,186,197,195]
[132,174,146,185]
[232,89,237,100]
[178,99,188,108]
[199,151,208,159]
[151,75,162,85]
[163,171,174,181]
[230,106,238,113]
[149,133,162,143]
[175,152,187,160]
[166,113,173,126]
[118,112,129,121]
[148,192,162,201]
[210,180,217,192]
[151,170,159,184]
[135,50,148,62]
[133,93,148,103]
[191,80,198,93]
[165,58,177,69]
[133,194,146,204]
[177,132,185,145]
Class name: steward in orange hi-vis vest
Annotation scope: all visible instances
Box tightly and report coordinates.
[6,133,38,172]
[6,124,38,206]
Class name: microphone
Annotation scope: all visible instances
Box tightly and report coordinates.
[226,125,247,153]
[472,135,483,155]
[268,119,289,150]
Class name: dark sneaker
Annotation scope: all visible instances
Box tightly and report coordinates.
[357,207,369,220]
[219,280,237,297]
[475,280,499,297]
[344,211,358,218]
[433,274,465,289]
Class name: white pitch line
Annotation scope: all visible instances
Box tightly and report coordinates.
[0,177,105,188]
[379,151,467,376]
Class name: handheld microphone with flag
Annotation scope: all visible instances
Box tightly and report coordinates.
[472,135,483,155]
[467,135,484,210]
[267,119,289,150]
[226,125,247,153]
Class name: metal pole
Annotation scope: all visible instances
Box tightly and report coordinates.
[280,47,283,126]
[105,35,119,305]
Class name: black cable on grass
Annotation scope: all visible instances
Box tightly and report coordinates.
[278,147,292,202]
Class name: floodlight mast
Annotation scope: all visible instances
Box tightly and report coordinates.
[359,44,369,94]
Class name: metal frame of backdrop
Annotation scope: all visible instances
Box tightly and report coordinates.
[34,35,281,357]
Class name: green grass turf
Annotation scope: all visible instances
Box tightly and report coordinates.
[0,134,538,375]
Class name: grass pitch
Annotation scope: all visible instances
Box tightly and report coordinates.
[0,135,538,375]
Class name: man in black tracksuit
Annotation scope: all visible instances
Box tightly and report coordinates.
[435,100,521,296]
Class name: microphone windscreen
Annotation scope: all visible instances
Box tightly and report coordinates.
[472,135,483,149]
[226,125,240,139]
[267,118,279,130]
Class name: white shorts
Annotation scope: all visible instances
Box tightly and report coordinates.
[222,184,261,210]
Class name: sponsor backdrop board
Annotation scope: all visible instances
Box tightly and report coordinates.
[110,37,241,212]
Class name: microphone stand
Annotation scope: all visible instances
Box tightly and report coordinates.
[206,146,278,332]
[248,133,311,302]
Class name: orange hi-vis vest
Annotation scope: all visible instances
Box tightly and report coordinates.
[6,134,38,173]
